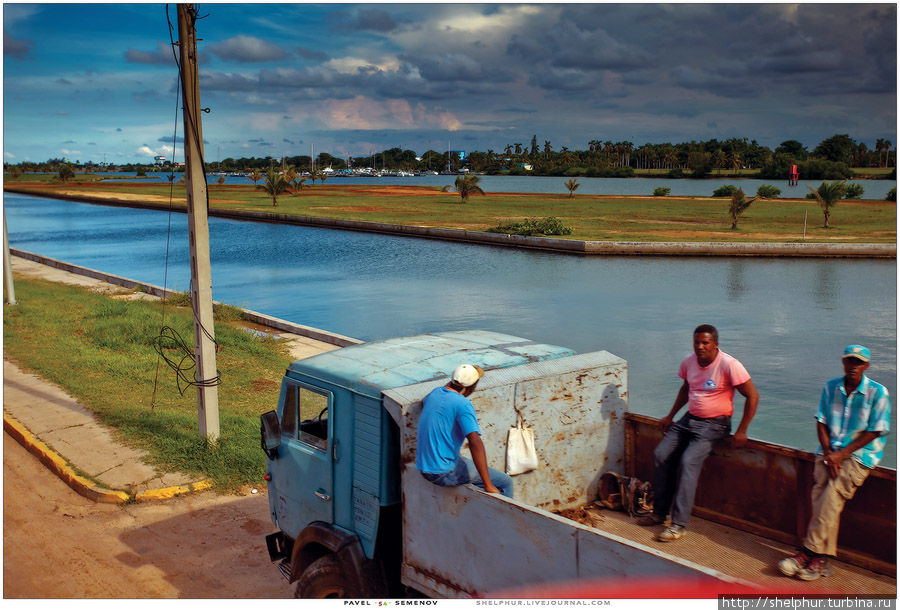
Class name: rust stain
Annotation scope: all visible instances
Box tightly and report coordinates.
[409,565,472,595]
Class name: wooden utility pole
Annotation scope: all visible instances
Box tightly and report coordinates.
[3,208,16,305]
[177,4,219,442]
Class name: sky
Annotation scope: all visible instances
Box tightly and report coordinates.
[2,2,897,164]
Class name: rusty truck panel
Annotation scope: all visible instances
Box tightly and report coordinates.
[399,471,735,597]
[386,350,628,510]
[386,351,740,597]
[625,413,896,575]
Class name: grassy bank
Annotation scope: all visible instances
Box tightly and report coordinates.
[5,180,896,243]
[3,277,292,490]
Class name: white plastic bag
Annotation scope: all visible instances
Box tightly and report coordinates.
[506,412,539,475]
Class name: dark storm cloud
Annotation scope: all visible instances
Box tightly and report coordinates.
[207,36,289,63]
[4,31,34,60]
[329,7,404,33]
[498,3,895,107]
[296,47,329,62]
[125,41,175,65]
[403,53,515,83]
[202,60,507,103]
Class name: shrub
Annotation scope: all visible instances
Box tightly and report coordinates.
[667,168,685,179]
[844,183,864,199]
[712,185,738,197]
[756,185,781,198]
[487,216,573,237]
[886,187,896,202]
[653,187,671,197]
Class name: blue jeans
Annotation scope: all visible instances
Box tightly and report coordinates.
[421,456,514,498]
[652,413,731,527]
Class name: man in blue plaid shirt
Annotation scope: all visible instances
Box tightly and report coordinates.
[777,344,891,581]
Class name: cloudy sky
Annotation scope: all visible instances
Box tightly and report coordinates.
[3,3,896,164]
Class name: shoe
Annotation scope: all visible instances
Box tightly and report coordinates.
[636,514,664,526]
[777,551,810,577]
[657,525,686,542]
[797,557,833,581]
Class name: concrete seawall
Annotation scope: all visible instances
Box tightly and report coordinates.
[10,249,362,348]
[5,186,896,258]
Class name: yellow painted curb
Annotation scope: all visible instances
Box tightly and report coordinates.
[4,412,214,504]
[3,412,130,504]
[135,479,215,501]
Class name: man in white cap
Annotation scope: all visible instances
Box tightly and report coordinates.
[777,344,891,581]
[415,363,514,497]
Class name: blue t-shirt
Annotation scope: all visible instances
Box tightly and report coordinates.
[416,386,481,474]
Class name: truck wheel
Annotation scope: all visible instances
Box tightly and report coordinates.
[295,554,352,598]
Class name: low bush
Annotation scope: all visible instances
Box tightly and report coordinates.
[488,216,574,237]
[713,185,738,197]
[886,187,896,202]
[844,183,864,199]
[667,168,685,179]
[756,185,781,198]
[653,187,671,197]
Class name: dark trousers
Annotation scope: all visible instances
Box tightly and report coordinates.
[652,413,731,527]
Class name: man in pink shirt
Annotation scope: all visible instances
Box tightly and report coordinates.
[637,324,759,541]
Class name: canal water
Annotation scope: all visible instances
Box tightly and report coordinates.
[100,172,898,200]
[5,192,897,466]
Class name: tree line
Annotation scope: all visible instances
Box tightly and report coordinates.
[4,134,895,180]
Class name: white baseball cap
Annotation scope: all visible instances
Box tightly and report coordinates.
[452,364,485,387]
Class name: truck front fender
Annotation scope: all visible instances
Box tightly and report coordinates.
[290,521,387,597]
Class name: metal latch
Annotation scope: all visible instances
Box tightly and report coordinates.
[315,489,331,501]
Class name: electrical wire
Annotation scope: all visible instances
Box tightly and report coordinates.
[150,4,221,400]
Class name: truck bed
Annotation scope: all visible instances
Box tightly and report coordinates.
[570,506,896,595]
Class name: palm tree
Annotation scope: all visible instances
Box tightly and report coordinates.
[442,174,485,203]
[248,168,264,185]
[807,181,846,228]
[728,189,757,230]
[257,167,291,207]
[564,179,580,198]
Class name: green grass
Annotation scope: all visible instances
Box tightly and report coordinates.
[7,180,896,242]
[4,278,292,490]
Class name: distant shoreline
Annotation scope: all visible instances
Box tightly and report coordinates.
[6,185,894,259]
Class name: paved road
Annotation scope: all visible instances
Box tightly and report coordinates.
[3,436,292,598]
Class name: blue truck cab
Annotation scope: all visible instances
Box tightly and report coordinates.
[260,330,575,597]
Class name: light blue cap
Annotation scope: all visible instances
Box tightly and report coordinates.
[843,345,871,362]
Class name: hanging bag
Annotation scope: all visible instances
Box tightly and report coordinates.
[506,411,539,475]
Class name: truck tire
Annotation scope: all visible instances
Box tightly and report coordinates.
[295,554,352,598]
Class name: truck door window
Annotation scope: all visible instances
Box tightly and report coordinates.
[281,384,298,438]
[297,387,329,452]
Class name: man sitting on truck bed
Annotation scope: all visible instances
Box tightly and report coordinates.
[777,344,891,582]
[416,364,514,498]
[637,324,759,542]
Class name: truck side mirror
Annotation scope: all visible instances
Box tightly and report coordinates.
[260,411,282,459]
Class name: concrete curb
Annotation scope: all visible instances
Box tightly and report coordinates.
[10,249,362,347]
[5,187,895,258]
[3,412,213,504]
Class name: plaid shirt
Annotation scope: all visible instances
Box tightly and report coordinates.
[816,375,891,468]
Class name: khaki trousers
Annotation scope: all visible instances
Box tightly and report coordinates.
[802,456,870,556]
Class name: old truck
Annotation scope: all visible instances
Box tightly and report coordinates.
[260,330,896,598]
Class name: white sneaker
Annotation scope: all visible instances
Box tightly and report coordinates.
[657,525,686,542]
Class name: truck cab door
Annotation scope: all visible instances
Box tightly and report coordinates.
[270,381,334,535]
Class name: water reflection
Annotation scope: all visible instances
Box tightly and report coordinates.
[725,260,747,301]
[812,263,838,310]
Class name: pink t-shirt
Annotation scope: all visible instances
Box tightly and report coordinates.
[678,350,751,418]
